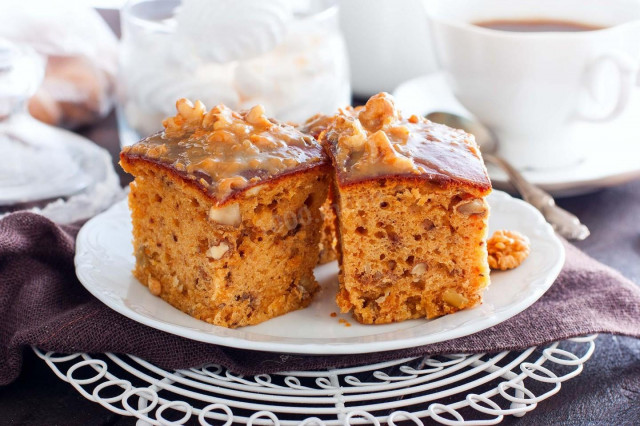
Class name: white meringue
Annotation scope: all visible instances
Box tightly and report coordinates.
[175,0,293,63]
[119,0,350,138]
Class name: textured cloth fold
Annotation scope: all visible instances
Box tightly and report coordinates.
[2,212,640,386]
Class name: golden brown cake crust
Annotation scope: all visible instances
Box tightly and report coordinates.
[120,154,329,207]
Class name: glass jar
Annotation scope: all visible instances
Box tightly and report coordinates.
[0,38,120,217]
[118,0,350,144]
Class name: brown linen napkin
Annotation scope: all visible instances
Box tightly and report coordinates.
[2,212,640,386]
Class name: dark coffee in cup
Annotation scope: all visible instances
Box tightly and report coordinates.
[475,19,605,32]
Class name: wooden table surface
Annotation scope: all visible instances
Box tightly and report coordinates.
[1,9,639,426]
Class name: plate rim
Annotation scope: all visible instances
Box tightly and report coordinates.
[75,190,565,355]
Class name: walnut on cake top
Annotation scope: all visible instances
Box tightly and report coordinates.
[123,99,326,204]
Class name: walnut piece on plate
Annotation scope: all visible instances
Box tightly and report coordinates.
[488,230,530,270]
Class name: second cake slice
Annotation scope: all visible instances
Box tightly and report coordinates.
[322,93,492,324]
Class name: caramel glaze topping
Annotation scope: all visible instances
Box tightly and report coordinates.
[299,112,345,139]
[322,92,491,190]
[122,99,326,203]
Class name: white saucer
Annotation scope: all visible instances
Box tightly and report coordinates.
[393,72,640,197]
[74,190,564,355]
[0,116,102,206]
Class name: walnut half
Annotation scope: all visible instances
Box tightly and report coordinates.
[457,198,487,216]
[487,230,530,270]
[443,289,468,309]
[209,203,241,226]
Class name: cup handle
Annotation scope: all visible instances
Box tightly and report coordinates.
[574,51,638,123]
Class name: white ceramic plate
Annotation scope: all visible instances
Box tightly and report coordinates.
[393,72,640,197]
[75,190,564,355]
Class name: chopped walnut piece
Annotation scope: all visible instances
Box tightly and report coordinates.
[245,104,273,127]
[457,198,488,216]
[411,262,427,277]
[162,99,206,137]
[330,99,417,177]
[487,230,530,270]
[209,203,241,226]
[443,289,468,309]
[147,275,162,296]
[358,92,399,131]
[206,242,230,260]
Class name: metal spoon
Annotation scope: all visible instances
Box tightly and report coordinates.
[426,112,590,241]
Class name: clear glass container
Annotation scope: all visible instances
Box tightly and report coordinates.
[0,39,94,207]
[118,0,350,145]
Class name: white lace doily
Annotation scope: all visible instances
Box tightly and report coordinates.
[33,334,596,425]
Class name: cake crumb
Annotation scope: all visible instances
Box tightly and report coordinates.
[487,230,530,270]
[147,275,162,296]
[338,318,352,327]
[330,312,337,317]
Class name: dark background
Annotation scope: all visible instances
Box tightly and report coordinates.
[1,8,639,426]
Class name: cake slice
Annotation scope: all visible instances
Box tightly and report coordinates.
[120,99,330,328]
[321,93,492,324]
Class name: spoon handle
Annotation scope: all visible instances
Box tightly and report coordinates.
[484,153,590,241]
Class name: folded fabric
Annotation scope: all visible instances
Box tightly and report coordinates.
[1,212,640,386]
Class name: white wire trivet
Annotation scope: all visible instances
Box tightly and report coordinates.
[33,334,596,425]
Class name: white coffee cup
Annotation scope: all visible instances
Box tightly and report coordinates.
[424,0,640,169]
